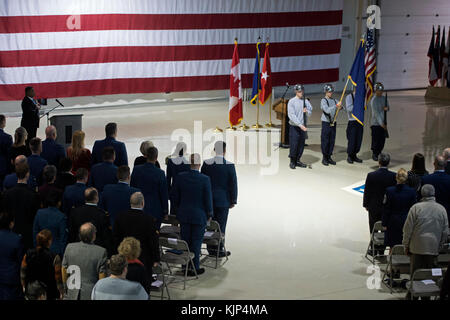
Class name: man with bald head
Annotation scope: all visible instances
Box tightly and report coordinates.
[444,148,450,174]
[2,155,37,190]
[41,125,66,168]
[422,155,450,220]
[113,192,160,278]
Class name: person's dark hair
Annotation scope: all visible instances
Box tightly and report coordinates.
[36,229,52,250]
[44,190,61,207]
[29,137,41,153]
[16,162,29,180]
[214,141,226,155]
[411,153,426,175]
[59,157,73,172]
[25,281,47,300]
[105,122,117,137]
[146,146,158,162]
[85,187,98,203]
[378,153,390,167]
[75,168,88,181]
[79,223,96,243]
[0,211,14,230]
[102,146,115,161]
[117,166,130,181]
[0,114,5,124]
[25,86,33,95]
[109,254,128,276]
[42,165,57,184]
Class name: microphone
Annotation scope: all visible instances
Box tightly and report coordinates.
[55,99,64,107]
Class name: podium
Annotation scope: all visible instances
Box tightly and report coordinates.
[50,114,83,148]
[272,98,289,148]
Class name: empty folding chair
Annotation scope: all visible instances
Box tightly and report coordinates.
[201,220,228,269]
[365,221,385,264]
[406,268,445,300]
[382,244,410,293]
[151,264,171,300]
[160,215,181,239]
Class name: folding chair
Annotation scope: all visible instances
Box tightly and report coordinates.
[159,237,198,290]
[159,215,181,239]
[438,243,450,268]
[151,264,171,300]
[406,268,446,300]
[201,220,228,269]
[365,221,385,264]
[382,244,410,293]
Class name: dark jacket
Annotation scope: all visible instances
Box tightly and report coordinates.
[21,96,40,129]
[88,161,118,193]
[41,138,66,167]
[201,156,238,208]
[0,128,13,177]
[62,182,87,215]
[55,172,76,191]
[27,154,48,186]
[0,229,24,300]
[33,207,68,257]
[172,170,213,225]
[91,137,128,167]
[3,172,37,191]
[134,156,161,168]
[166,156,190,193]
[100,182,140,227]
[126,260,151,294]
[363,167,396,212]
[422,171,450,220]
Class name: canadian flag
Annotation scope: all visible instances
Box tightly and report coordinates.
[229,41,243,126]
[259,43,272,105]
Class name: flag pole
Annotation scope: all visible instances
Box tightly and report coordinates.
[265,38,274,128]
[252,37,263,130]
[239,88,249,131]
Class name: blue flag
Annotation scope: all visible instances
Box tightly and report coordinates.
[348,41,367,125]
[250,42,261,105]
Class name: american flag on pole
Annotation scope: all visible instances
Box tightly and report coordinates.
[364,28,376,108]
[0,0,343,101]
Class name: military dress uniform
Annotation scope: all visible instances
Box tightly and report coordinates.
[320,85,339,166]
[344,93,363,163]
[370,94,389,161]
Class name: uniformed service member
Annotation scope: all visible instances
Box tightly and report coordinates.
[287,84,312,169]
[370,82,389,161]
[344,86,363,164]
[320,84,342,166]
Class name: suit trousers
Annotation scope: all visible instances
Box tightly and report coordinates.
[346,121,363,157]
[371,125,386,157]
[180,223,206,270]
[321,121,336,158]
[207,207,229,254]
[289,125,306,163]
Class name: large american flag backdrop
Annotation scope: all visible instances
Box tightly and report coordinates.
[0,0,343,101]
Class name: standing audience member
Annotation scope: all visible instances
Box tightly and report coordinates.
[443,147,450,174]
[402,184,448,298]
[134,140,160,168]
[8,127,30,172]
[100,166,139,227]
[117,237,151,294]
[20,86,40,142]
[166,142,190,215]
[382,168,417,250]
[363,153,396,256]
[41,125,66,167]
[33,191,67,257]
[92,122,128,166]
[67,130,91,174]
[113,192,160,278]
[62,168,88,216]
[201,141,237,257]
[3,155,37,191]
[91,254,148,300]
[406,153,429,193]
[55,157,76,191]
[0,115,13,189]
[21,229,63,300]
[27,137,48,186]
[422,155,450,220]
[89,146,118,192]
[172,154,213,276]
[131,146,168,230]
[62,222,107,300]
[370,82,389,161]
[2,162,40,251]
[0,211,24,300]
[38,165,63,207]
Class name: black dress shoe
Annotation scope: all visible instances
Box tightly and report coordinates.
[296,161,307,168]
[289,162,296,169]
[353,156,363,163]
[187,268,205,276]
[328,157,336,165]
[347,156,353,164]
[218,251,231,258]
[304,143,309,147]
[322,158,329,166]
[372,154,378,161]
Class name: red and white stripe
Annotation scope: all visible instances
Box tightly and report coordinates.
[0,0,343,101]
[364,41,376,107]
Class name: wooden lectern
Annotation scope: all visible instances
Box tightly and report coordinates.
[272,98,289,148]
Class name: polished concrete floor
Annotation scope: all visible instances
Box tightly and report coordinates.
[3,89,449,299]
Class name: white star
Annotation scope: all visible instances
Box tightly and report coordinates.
[261,71,269,81]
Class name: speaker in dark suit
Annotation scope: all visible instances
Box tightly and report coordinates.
[20,87,40,142]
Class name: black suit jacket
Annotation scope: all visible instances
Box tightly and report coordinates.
[21,97,40,129]
[363,168,396,212]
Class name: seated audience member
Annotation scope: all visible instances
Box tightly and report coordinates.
[89,146,118,192]
[55,157,76,191]
[422,155,450,221]
[92,122,128,167]
[2,162,40,251]
[27,137,48,186]
[402,184,449,298]
[41,125,66,168]
[117,237,151,294]
[130,146,168,230]
[91,254,148,300]
[0,114,13,189]
[166,142,190,214]
[21,229,63,300]
[444,147,450,174]
[201,141,237,257]
[62,168,88,215]
[3,155,37,191]
[363,153,396,257]
[134,140,160,168]
[24,281,47,300]
[113,192,160,278]
[67,130,91,174]
[382,168,417,250]
[38,165,63,207]
[100,165,139,227]
[8,127,30,172]
[62,222,107,300]
[406,153,429,193]
[0,211,25,300]
[33,191,67,257]
[68,188,112,255]
[172,154,213,276]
